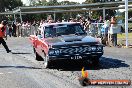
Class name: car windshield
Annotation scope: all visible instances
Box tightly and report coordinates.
[44,23,86,38]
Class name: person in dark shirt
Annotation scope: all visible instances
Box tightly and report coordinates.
[12,22,16,37]
[8,24,12,37]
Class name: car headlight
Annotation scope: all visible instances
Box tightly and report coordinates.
[91,46,96,51]
[49,50,55,55]
[49,49,60,55]
[87,47,92,51]
[97,46,103,51]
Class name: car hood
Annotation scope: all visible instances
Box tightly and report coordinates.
[44,35,98,46]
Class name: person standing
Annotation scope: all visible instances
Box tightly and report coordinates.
[12,22,17,37]
[0,20,11,53]
[8,24,12,37]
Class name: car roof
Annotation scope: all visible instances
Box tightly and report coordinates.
[42,22,80,27]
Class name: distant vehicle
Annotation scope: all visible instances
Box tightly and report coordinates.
[128,19,132,32]
[121,19,132,32]
[29,22,104,68]
[128,19,132,22]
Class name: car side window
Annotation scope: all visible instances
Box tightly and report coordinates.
[66,26,75,34]
[44,26,56,38]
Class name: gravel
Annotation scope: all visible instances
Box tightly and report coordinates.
[0,37,131,88]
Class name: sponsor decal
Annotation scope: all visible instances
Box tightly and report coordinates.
[78,67,131,86]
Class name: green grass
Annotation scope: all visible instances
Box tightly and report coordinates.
[117,33,132,39]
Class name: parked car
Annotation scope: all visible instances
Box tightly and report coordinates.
[29,22,104,68]
[121,19,132,33]
[128,19,132,32]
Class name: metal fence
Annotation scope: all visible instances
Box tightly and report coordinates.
[6,24,39,37]
[88,22,132,37]
[6,22,132,38]
[20,25,38,37]
[87,23,104,37]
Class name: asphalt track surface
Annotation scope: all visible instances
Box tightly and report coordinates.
[0,37,132,88]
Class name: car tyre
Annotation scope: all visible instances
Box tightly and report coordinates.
[91,57,99,66]
[33,47,35,53]
[36,52,43,61]
[43,54,50,69]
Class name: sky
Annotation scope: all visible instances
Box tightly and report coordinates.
[22,0,29,5]
[22,0,86,5]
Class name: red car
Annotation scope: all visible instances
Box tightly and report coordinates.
[29,22,103,68]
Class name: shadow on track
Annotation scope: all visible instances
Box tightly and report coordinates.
[99,56,130,69]
[49,56,130,71]
[0,65,42,69]
[11,52,32,54]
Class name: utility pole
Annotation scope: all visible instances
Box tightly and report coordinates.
[125,0,128,47]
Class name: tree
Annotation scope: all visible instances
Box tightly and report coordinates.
[46,0,59,6]
[122,9,132,19]
[83,0,118,20]
[0,0,23,21]
[60,1,78,5]
[82,0,95,4]
[41,0,47,5]
[0,0,23,12]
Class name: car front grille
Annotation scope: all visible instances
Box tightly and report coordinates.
[60,46,90,54]
[49,44,103,57]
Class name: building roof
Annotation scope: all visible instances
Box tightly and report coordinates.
[0,1,132,15]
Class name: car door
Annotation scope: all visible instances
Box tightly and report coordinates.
[36,35,44,57]
[37,27,49,58]
[29,35,36,46]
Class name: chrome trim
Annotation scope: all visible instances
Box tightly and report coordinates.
[50,56,57,57]
[74,54,80,55]
[92,55,97,56]
[85,53,90,54]
[60,47,68,49]
[64,55,70,56]
[91,52,96,53]
[97,52,103,53]
[82,45,90,47]
[71,46,79,48]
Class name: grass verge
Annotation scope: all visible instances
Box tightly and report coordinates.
[117,33,132,39]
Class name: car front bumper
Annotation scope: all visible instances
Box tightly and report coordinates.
[48,51,103,60]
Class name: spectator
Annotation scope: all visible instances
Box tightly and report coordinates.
[12,22,17,37]
[17,22,22,37]
[8,24,12,37]
[0,20,11,53]
[22,22,27,37]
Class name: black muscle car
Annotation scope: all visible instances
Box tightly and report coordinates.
[29,22,103,68]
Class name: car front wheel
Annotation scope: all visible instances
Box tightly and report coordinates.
[36,52,43,61]
[33,47,35,53]
[83,57,100,67]
[43,54,50,68]
[91,57,99,66]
